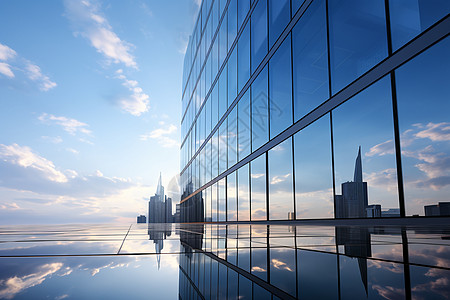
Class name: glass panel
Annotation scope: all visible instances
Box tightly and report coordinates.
[218,178,226,221]
[292,0,329,121]
[333,76,399,218]
[268,0,290,48]
[251,66,269,151]
[238,89,251,161]
[268,138,294,220]
[228,48,238,107]
[395,38,450,216]
[212,182,218,222]
[228,171,238,221]
[238,164,251,221]
[212,83,219,127]
[238,22,251,93]
[389,0,450,51]
[251,153,267,220]
[228,106,238,168]
[219,120,228,174]
[269,35,293,139]
[228,0,238,51]
[297,250,339,299]
[212,131,219,178]
[238,0,250,30]
[328,0,388,94]
[206,186,212,221]
[294,114,334,219]
[270,248,296,297]
[219,69,227,119]
[219,15,228,67]
[292,0,306,14]
[251,0,268,74]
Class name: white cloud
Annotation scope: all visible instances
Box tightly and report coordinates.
[64,0,137,68]
[270,173,291,185]
[366,139,395,157]
[38,113,92,136]
[66,148,79,155]
[0,144,68,183]
[0,263,62,299]
[41,136,63,144]
[0,62,15,78]
[115,71,149,116]
[25,62,57,91]
[0,43,17,61]
[415,122,450,142]
[0,42,56,91]
[140,124,179,148]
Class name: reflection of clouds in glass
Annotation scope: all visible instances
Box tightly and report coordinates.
[251,173,264,179]
[271,259,293,272]
[368,260,403,274]
[251,266,266,272]
[0,263,62,299]
[365,168,398,191]
[270,173,291,185]
[371,285,405,300]
[366,140,395,157]
[415,122,450,142]
[412,268,450,300]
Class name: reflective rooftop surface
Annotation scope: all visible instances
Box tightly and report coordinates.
[1,222,449,299]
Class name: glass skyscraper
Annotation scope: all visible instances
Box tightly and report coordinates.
[179,0,450,222]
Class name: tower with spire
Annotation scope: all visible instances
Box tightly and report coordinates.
[335,146,369,218]
[148,173,173,223]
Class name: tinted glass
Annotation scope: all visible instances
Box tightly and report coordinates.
[238,89,251,161]
[228,0,238,51]
[251,0,268,73]
[238,0,250,30]
[238,22,251,93]
[228,106,238,168]
[389,0,450,51]
[228,171,238,221]
[238,164,251,221]
[395,38,450,216]
[251,66,269,151]
[219,121,227,174]
[294,114,333,219]
[333,76,399,219]
[268,0,290,48]
[269,35,293,138]
[228,48,238,107]
[292,0,329,121]
[268,138,294,220]
[219,68,227,119]
[328,0,388,94]
[251,153,267,220]
[218,178,226,221]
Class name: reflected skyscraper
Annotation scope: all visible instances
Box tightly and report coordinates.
[148,173,173,223]
[335,147,368,218]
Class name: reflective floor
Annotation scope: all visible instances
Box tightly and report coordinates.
[0,222,449,299]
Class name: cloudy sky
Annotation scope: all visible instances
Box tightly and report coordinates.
[0,0,200,224]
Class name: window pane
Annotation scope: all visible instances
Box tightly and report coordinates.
[219,69,227,120]
[292,0,306,14]
[251,154,267,220]
[268,138,294,220]
[269,35,293,138]
[328,0,388,94]
[395,38,450,216]
[212,182,218,222]
[212,84,219,127]
[333,76,399,218]
[212,131,219,178]
[251,66,269,151]
[238,0,250,30]
[219,120,227,174]
[238,164,251,221]
[228,0,238,51]
[268,0,290,48]
[251,0,268,74]
[292,0,329,121]
[218,178,226,221]
[238,22,251,93]
[228,48,238,107]
[205,186,211,221]
[389,0,450,51]
[219,16,228,67]
[238,89,251,161]
[294,114,334,219]
[228,106,238,167]
[228,171,238,221]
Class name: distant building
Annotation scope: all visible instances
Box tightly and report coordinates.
[148,173,174,223]
[424,202,450,216]
[382,209,401,218]
[174,203,181,223]
[366,205,381,218]
[137,215,146,223]
[335,147,368,218]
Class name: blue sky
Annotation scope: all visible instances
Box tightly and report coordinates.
[0,0,200,224]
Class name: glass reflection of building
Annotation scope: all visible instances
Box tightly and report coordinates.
[148,174,174,223]
[179,0,450,222]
